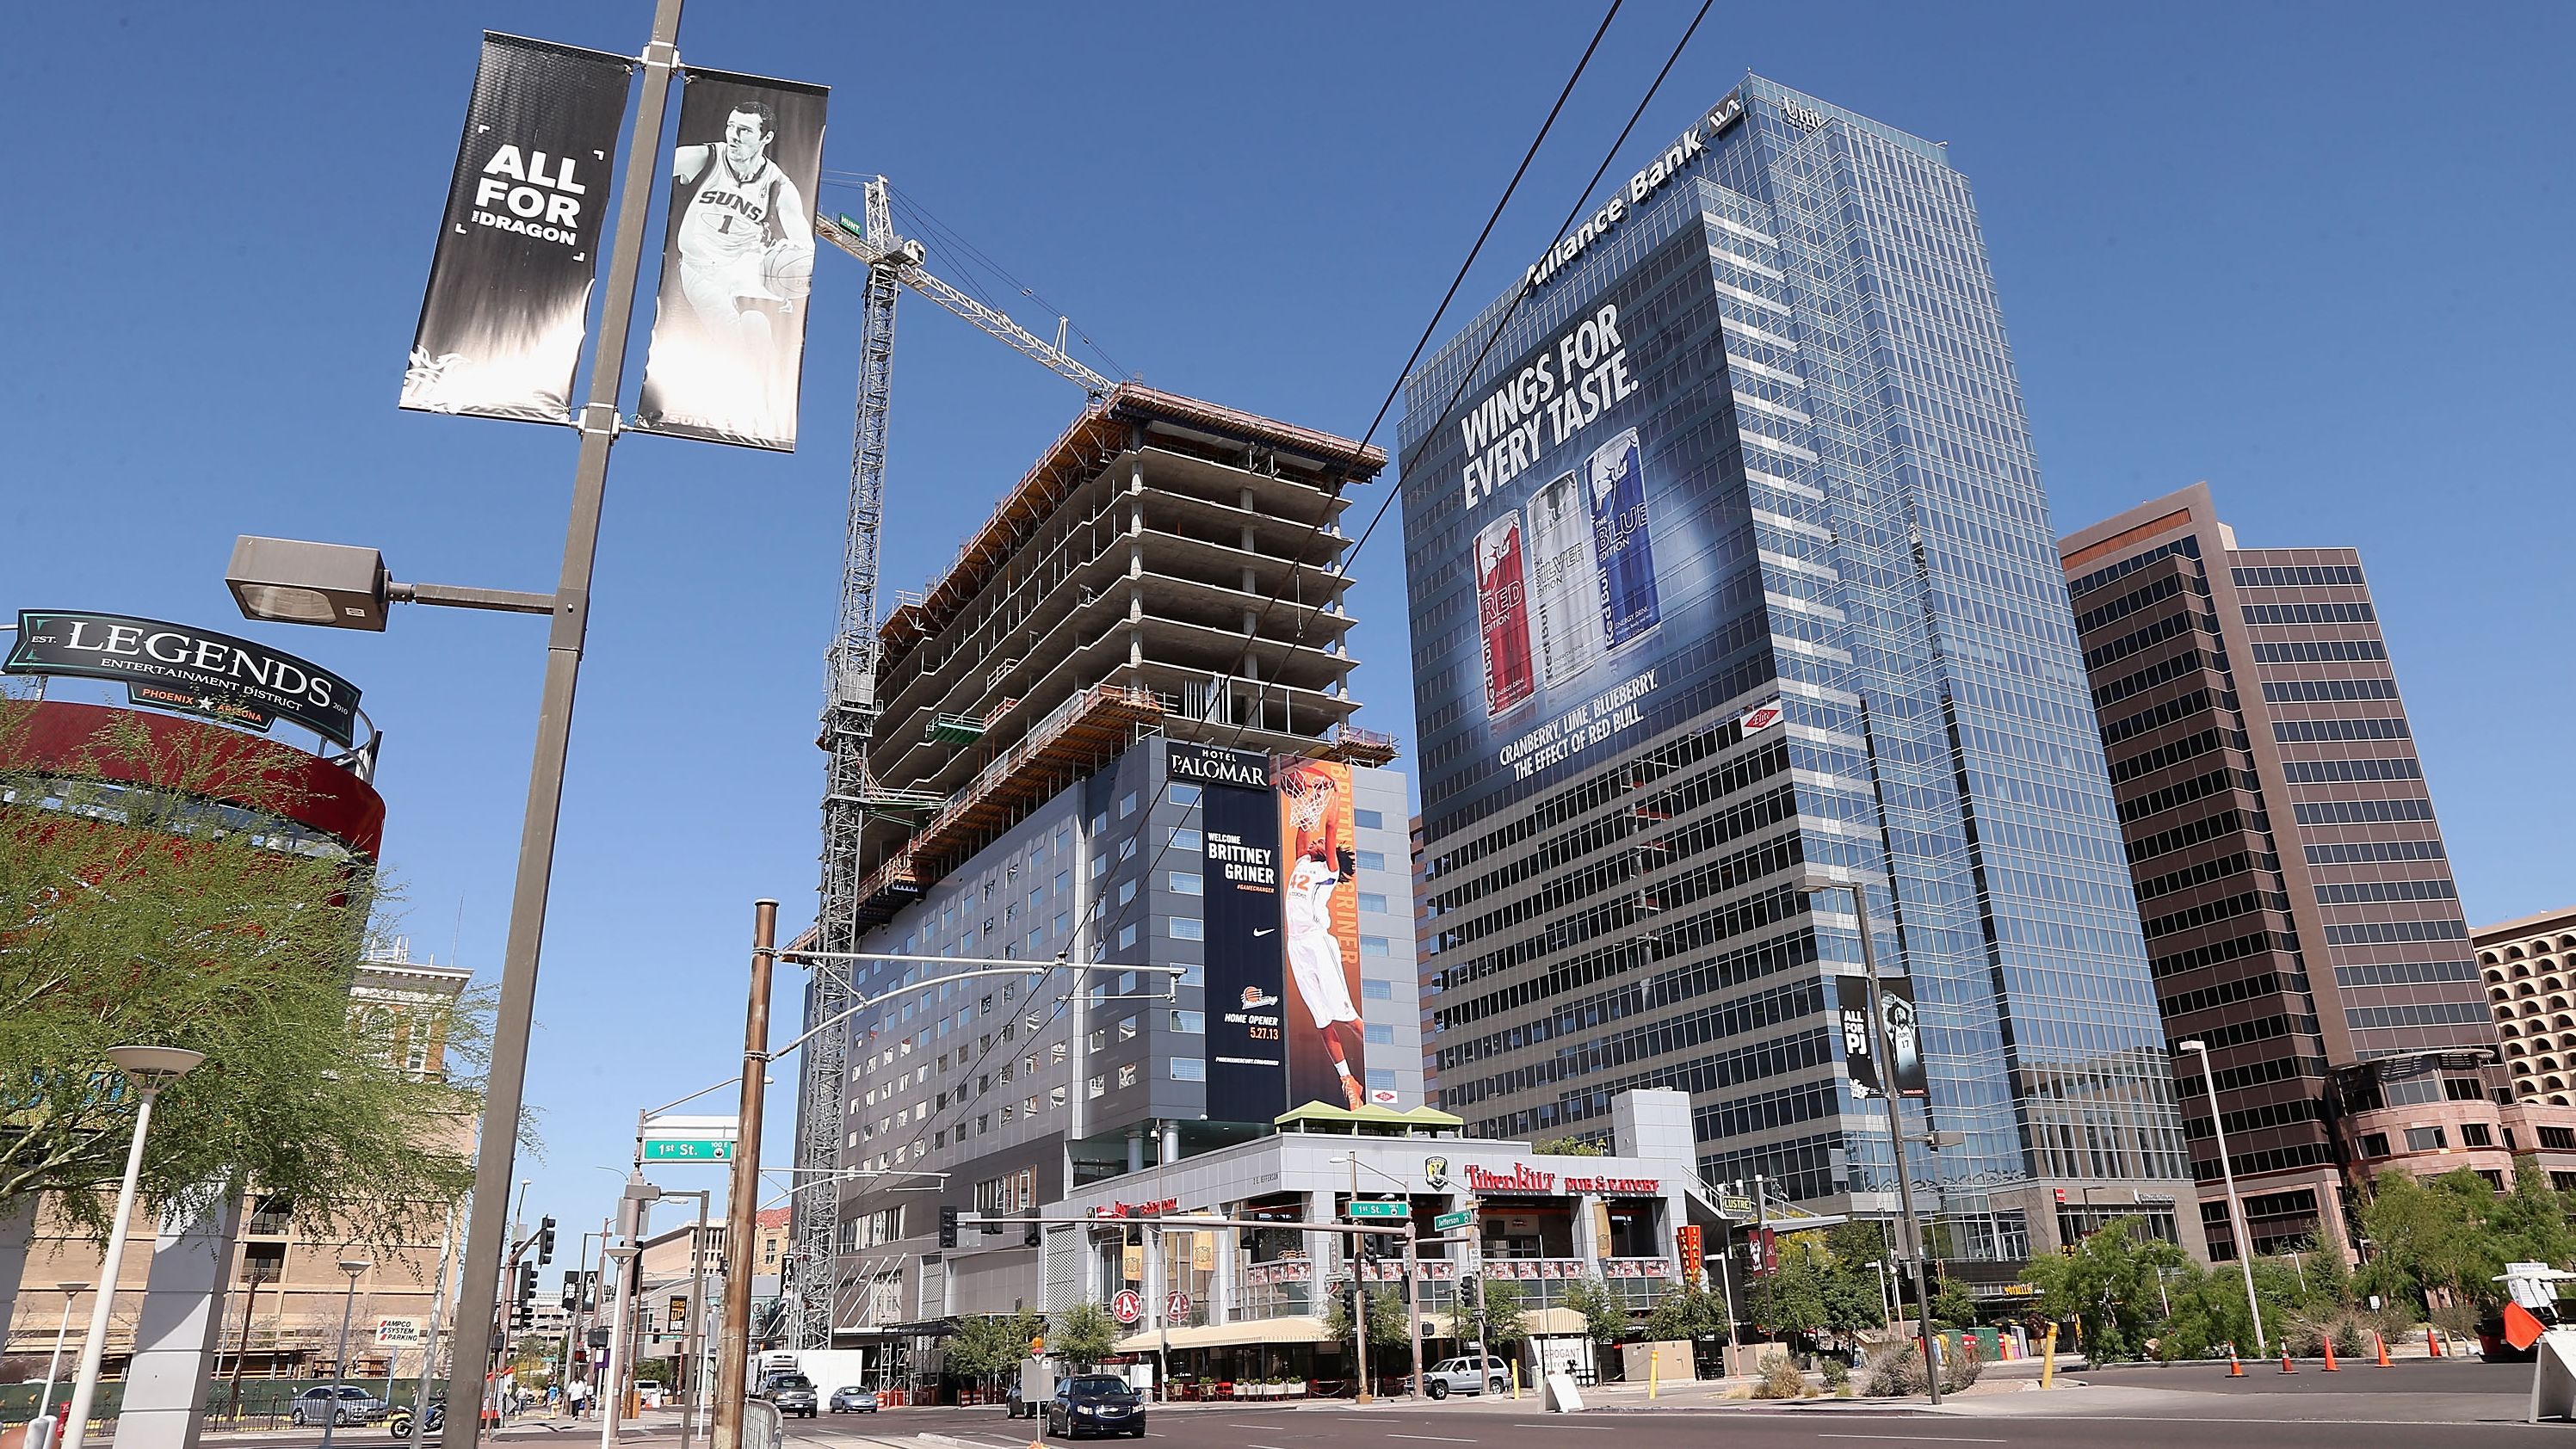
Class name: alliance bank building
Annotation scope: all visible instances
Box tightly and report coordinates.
[1402,74,2202,1279]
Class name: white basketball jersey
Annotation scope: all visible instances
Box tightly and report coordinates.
[676,152,781,268]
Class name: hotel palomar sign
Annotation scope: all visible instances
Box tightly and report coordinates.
[7,610,363,748]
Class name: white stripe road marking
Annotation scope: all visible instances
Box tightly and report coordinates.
[1385,1436,1479,1443]
[1814,1437,2009,1444]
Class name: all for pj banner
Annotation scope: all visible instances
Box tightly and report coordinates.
[1837,975,1930,1099]
[403,34,633,422]
[1276,756,1365,1112]
[633,68,828,451]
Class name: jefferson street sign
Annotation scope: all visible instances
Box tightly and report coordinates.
[1432,1210,1473,1231]
[1346,1200,1410,1220]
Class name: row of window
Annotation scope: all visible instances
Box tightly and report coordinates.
[2306,838,2444,865]
[2343,1001,2488,1029]
[2292,798,2435,826]
[2275,717,2409,743]
[2242,602,2375,626]
[2067,535,2198,601]
[2313,879,2455,905]
[2230,565,2366,589]
[2250,639,2385,664]
[2280,756,2420,784]
[2323,919,2468,946]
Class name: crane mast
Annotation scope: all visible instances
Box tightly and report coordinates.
[790,178,1110,1350]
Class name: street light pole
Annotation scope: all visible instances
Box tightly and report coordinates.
[321,1259,374,1449]
[61,1046,205,1449]
[2180,1039,2265,1353]
[598,1247,640,1449]
[35,1280,88,1437]
[1805,879,1941,1406]
[436,3,685,1442]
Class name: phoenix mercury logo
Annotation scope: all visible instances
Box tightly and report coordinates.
[1239,987,1279,1010]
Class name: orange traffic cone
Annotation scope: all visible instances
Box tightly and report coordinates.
[2278,1347,2297,1374]
[2427,1327,2443,1359]
[2321,1340,2340,1372]
[2227,1347,2246,1378]
[2374,1331,2393,1368]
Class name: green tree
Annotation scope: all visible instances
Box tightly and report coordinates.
[0,703,482,1247]
[1929,1274,1980,1330]
[1051,1301,1118,1369]
[2350,1166,2566,1315]
[948,1311,1043,1390]
[1640,1280,1731,1346]
[1748,1242,1828,1342]
[1529,1137,1607,1156]
[1452,1276,1529,1353]
[1561,1276,1626,1346]
[2017,1217,2185,1361]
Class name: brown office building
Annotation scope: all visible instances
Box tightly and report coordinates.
[2057,484,2568,1261]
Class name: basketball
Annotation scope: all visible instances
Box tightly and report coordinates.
[761,240,814,300]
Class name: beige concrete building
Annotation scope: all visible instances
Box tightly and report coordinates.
[2478,906,2576,1113]
[3,953,472,1384]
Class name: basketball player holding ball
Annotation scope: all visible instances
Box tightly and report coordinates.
[669,100,812,366]
[1279,761,1367,1110]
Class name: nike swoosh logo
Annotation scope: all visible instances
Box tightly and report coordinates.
[1253,928,1275,937]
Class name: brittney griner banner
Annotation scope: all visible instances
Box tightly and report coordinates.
[401,34,633,423]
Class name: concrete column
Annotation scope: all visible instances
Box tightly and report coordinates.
[1305,1190,1337,1316]
[1159,1123,1179,1166]
[1570,1193,1603,1267]
[1127,1130,1146,1174]
[0,1194,34,1351]
[117,1189,246,1449]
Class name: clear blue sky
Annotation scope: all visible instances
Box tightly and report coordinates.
[6,3,2569,1242]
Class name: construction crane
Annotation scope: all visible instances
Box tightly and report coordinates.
[789,177,1112,1351]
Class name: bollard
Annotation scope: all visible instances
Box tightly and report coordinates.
[2039,1325,2058,1390]
[1510,1361,1521,1400]
[1648,1351,1659,1401]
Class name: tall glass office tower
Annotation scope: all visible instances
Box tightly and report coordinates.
[1404,74,2199,1267]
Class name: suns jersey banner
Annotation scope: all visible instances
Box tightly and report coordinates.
[402,34,633,423]
[1189,744,1287,1124]
[633,68,828,452]
[1276,757,1366,1113]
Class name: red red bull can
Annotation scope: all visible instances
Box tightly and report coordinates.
[1475,512,1537,716]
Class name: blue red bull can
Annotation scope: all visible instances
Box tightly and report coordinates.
[1474,512,1537,716]
[1586,427,1659,650]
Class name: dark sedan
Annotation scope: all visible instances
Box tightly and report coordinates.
[758,1373,819,1419]
[1045,1375,1145,1439]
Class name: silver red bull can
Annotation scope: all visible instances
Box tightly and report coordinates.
[1586,427,1660,651]
[1526,469,1603,688]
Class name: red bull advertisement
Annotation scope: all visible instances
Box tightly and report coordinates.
[1402,202,1791,820]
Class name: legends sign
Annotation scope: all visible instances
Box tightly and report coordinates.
[9,610,362,747]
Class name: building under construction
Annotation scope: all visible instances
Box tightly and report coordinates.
[790,379,1433,1356]
[845,382,1397,928]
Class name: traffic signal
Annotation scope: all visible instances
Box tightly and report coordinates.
[581,1269,599,1311]
[537,1215,557,1266]
[513,1264,535,1329]
[561,1271,579,1310]
[938,1206,959,1249]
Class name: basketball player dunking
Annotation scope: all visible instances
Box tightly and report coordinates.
[669,101,812,363]
[1280,762,1367,1110]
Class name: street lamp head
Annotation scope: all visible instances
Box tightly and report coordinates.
[226,535,392,632]
[57,1280,89,1293]
[337,1258,372,1277]
[104,1045,206,1087]
[2178,1039,2208,1053]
